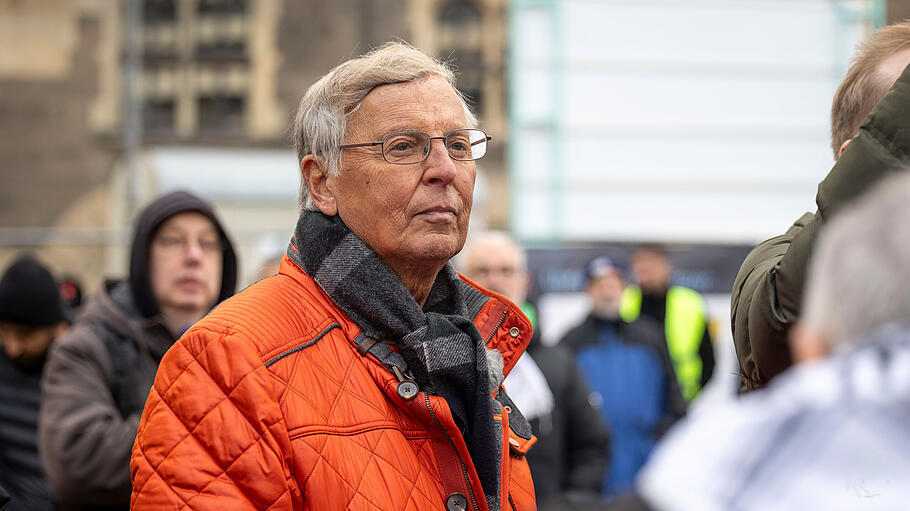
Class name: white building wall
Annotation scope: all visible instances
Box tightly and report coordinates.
[509,0,880,244]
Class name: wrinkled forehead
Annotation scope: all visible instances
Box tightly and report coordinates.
[466,241,525,271]
[348,75,469,136]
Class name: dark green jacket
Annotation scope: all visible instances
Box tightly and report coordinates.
[732,63,910,392]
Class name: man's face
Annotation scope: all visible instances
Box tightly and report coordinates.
[0,322,63,370]
[632,250,672,293]
[327,75,476,273]
[149,211,223,316]
[587,271,625,318]
[464,243,528,303]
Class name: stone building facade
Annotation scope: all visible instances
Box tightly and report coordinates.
[0,0,509,288]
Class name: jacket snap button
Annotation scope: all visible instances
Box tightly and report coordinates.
[508,327,520,338]
[397,381,419,400]
[445,493,468,511]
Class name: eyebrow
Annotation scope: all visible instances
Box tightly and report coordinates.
[157,227,218,237]
[374,123,468,137]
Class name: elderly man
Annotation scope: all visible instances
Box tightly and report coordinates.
[461,232,609,509]
[635,170,910,511]
[732,21,910,391]
[130,43,535,511]
[40,191,237,510]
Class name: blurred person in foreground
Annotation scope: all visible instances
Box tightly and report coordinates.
[622,246,715,401]
[130,43,536,511]
[461,231,610,509]
[635,170,910,511]
[40,191,237,510]
[0,255,68,510]
[733,21,910,391]
[561,257,685,499]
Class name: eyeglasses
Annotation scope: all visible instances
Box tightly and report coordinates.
[471,266,520,279]
[339,129,491,165]
[154,235,223,255]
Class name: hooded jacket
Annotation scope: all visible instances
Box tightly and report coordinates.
[130,256,537,511]
[732,64,910,391]
[39,191,237,510]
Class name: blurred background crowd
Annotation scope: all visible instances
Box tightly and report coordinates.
[3,0,910,510]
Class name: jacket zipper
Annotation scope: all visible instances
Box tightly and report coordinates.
[424,394,481,511]
[508,494,517,511]
[485,310,508,345]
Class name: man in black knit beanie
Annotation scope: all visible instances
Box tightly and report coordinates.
[0,254,68,511]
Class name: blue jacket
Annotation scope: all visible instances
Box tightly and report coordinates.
[561,315,685,497]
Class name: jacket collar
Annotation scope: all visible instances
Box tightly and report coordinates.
[278,255,532,380]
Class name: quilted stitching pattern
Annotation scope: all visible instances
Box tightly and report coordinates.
[131,257,536,510]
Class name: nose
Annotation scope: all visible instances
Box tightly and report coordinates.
[184,240,204,264]
[2,338,22,359]
[421,138,458,186]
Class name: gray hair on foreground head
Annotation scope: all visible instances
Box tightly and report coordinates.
[802,170,910,350]
[293,41,478,212]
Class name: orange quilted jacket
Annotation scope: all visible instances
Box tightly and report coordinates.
[131,256,536,510]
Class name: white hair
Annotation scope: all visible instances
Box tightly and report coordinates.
[802,170,910,350]
[458,230,527,273]
[292,42,478,212]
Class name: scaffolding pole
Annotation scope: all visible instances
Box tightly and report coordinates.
[122,0,143,221]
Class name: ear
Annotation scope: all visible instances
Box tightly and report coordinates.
[301,155,338,216]
[789,323,829,364]
[837,139,851,159]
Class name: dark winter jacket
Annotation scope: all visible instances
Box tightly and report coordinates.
[732,64,910,392]
[561,315,686,496]
[38,282,174,510]
[1,483,10,510]
[636,289,715,390]
[38,191,237,510]
[523,331,610,505]
[0,352,58,511]
[562,315,686,425]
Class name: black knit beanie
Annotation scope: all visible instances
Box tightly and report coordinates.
[129,191,238,318]
[0,254,66,326]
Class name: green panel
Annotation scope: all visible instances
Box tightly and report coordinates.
[508,0,564,242]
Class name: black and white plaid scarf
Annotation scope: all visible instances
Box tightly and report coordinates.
[288,211,503,502]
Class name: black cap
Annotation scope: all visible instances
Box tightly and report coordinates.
[0,254,66,326]
[129,191,238,318]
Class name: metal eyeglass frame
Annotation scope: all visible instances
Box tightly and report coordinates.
[338,129,492,165]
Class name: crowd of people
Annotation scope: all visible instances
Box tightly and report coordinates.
[1,19,910,511]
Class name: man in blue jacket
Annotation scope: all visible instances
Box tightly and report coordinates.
[561,257,685,498]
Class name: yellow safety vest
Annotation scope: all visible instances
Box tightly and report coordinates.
[620,285,706,401]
